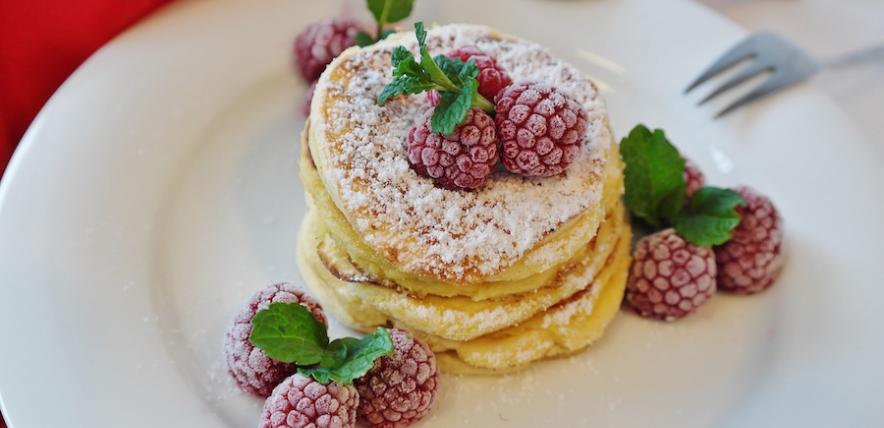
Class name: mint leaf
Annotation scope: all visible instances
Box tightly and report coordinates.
[390,46,424,78]
[431,77,477,135]
[327,328,393,383]
[434,55,466,83]
[458,59,479,81]
[432,56,477,85]
[674,187,746,246]
[377,22,493,125]
[249,303,329,365]
[378,46,437,104]
[377,25,460,105]
[367,0,414,26]
[415,22,458,92]
[378,76,436,104]
[307,338,362,384]
[620,125,686,227]
[299,328,394,385]
[379,29,396,40]
[425,57,481,135]
[301,366,332,385]
[319,337,358,369]
[363,0,412,47]
[414,20,428,46]
[355,32,375,47]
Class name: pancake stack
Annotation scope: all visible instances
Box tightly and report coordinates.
[296,24,631,374]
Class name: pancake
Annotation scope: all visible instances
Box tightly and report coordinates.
[296,211,631,373]
[297,23,631,374]
[308,24,617,284]
[306,199,626,341]
[300,129,626,341]
[300,130,625,301]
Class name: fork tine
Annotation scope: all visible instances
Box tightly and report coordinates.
[715,72,801,118]
[697,62,771,106]
[684,36,758,94]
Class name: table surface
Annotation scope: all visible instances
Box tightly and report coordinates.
[1,1,881,427]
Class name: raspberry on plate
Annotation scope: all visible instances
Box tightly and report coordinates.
[407,108,498,190]
[261,373,359,428]
[683,158,705,197]
[626,229,717,321]
[294,17,363,82]
[355,328,438,428]
[225,283,327,397]
[715,186,785,294]
[447,45,512,101]
[495,82,587,177]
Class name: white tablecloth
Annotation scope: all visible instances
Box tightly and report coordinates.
[699,0,884,151]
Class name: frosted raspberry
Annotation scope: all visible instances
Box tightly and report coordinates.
[294,17,362,82]
[684,158,705,197]
[626,229,717,321]
[261,373,359,428]
[225,283,327,397]
[715,187,785,294]
[495,82,587,177]
[355,329,438,428]
[407,109,498,190]
[447,45,512,101]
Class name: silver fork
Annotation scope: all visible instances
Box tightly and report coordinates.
[685,32,884,118]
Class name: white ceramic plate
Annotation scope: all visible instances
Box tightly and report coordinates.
[2,0,883,426]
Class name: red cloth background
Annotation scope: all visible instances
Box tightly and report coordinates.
[0,0,171,178]
[0,2,172,424]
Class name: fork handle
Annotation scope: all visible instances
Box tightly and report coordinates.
[825,42,884,68]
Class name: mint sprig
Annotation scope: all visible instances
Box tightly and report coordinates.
[354,32,376,48]
[620,125,686,227]
[378,22,494,135]
[249,303,394,384]
[249,303,329,365]
[357,0,415,46]
[432,70,478,135]
[620,124,745,246]
[674,187,745,246]
[300,328,394,384]
[377,46,437,103]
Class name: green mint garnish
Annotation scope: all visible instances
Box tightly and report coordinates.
[378,21,494,135]
[249,303,329,365]
[620,125,686,227]
[360,0,415,46]
[379,29,397,40]
[300,328,394,384]
[377,46,437,103]
[355,32,376,48]
[620,124,745,246]
[674,187,746,246]
[432,77,478,135]
[250,304,394,385]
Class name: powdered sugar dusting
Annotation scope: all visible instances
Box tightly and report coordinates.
[314,24,613,280]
